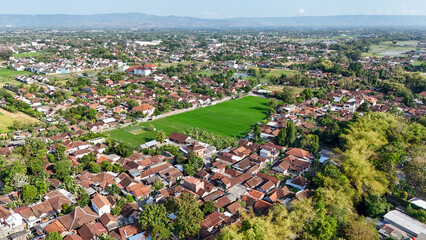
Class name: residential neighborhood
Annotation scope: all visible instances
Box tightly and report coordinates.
[0,17,425,240]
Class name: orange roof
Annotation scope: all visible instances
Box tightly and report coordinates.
[132,186,150,198]
[143,63,157,68]
[97,155,112,164]
[44,219,67,234]
[133,104,155,112]
[248,189,264,199]
[113,107,123,114]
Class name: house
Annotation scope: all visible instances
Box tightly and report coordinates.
[253,200,273,215]
[379,224,410,240]
[180,142,206,157]
[125,65,153,76]
[132,104,155,117]
[183,177,204,193]
[272,155,311,174]
[99,213,118,231]
[57,206,99,232]
[200,211,226,233]
[285,148,314,161]
[286,176,308,190]
[91,193,111,216]
[139,140,159,150]
[168,132,190,144]
[78,222,107,239]
[225,201,243,216]
[44,219,67,236]
[121,203,141,222]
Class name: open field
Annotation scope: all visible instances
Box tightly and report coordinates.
[329,35,357,40]
[265,68,296,78]
[107,96,269,147]
[157,60,211,68]
[0,68,32,87]
[363,41,421,57]
[263,85,304,95]
[12,52,43,58]
[414,60,426,66]
[0,108,40,133]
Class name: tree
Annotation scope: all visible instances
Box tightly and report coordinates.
[11,173,29,190]
[89,162,102,173]
[100,233,116,240]
[305,198,337,240]
[404,157,426,196]
[139,204,171,240]
[363,193,390,218]
[344,218,379,240]
[127,99,139,109]
[156,130,166,143]
[62,203,75,214]
[201,201,216,214]
[406,204,426,223]
[175,193,204,238]
[253,124,261,141]
[217,204,293,240]
[183,162,197,176]
[115,142,133,157]
[108,184,121,195]
[102,160,114,172]
[285,121,297,146]
[111,206,122,215]
[54,160,72,180]
[55,144,66,162]
[174,152,186,164]
[77,192,90,207]
[275,128,287,146]
[0,49,13,60]
[22,184,38,204]
[357,102,370,112]
[349,62,363,76]
[153,180,164,191]
[46,232,62,240]
[126,195,134,203]
[268,98,279,110]
[275,87,295,104]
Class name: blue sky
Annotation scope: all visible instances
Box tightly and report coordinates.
[2,0,425,18]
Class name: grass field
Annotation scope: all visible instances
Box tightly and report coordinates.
[265,69,296,78]
[0,108,40,133]
[263,85,304,95]
[414,60,426,66]
[363,41,420,57]
[0,68,32,87]
[12,52,42,58]
[329,35,357,40]
[0,113,15,133]
[107,96,269,147]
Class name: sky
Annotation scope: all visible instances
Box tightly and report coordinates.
[1,0,425,18]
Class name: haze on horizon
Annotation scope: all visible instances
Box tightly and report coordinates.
[1,0,426,19]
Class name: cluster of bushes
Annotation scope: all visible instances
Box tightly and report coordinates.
[184,127,237,149]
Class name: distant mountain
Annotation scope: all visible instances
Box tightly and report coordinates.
[1,13,426,29]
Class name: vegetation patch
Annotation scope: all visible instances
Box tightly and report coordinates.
[363,41,420,57]
[12,52,43,58]
[107,96,268,147]
[0,108,39,133]
[0,68,32,87]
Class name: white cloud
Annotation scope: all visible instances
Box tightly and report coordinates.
[298,8,306,15]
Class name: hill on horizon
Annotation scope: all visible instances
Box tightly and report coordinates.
[1,13,426,29]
